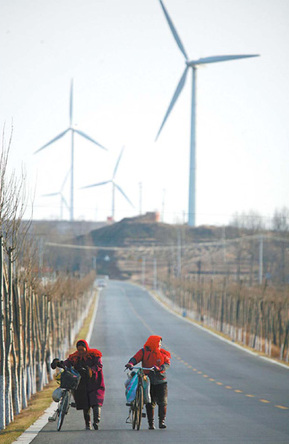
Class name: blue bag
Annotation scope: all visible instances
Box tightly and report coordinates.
[125,373,138,403]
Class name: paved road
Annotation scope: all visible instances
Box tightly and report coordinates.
[34,281,289,443]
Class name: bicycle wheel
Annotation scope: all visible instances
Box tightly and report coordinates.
[136,385,144,430]
[57,391,69,431]
[132,400,137,430]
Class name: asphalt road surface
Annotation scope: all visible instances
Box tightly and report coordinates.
[33,281,289,443]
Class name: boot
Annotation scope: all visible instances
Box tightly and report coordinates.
[93,405,101,430]
[83,409,91,430]
[159,405,167,429]
[146,404,155,430]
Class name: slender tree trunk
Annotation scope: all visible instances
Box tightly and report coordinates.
[5,248,14,425]
[22,281,27,409]
[0,236,6,430]
[26,289,33,400]
[14,280,24,412]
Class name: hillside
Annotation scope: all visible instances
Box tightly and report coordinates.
[73,216,240,248]
[33,215,283,286]
[38,214,252,280]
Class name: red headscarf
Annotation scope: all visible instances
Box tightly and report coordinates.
[68,339,102,365]
[143,335,171,367]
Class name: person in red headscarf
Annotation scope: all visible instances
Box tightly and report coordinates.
[51,339,105,430]
[125,335,171,430]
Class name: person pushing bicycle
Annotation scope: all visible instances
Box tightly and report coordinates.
[51,339,105,430]
[125,335,171,429]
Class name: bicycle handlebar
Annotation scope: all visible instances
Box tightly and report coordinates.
[130,366,155,371]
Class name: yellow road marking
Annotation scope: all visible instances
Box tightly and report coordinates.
[126,291,288,414]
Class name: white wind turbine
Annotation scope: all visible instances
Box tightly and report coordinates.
[35,79,108,221]
[42,169,70,220]
[81,146,134,220]
[156,0,260,227]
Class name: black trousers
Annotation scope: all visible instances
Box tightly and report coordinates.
[150,382,168,408]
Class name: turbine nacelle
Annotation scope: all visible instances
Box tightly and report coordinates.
[157,0,260,226]
[81,146,134,220]
[35,79,108,221]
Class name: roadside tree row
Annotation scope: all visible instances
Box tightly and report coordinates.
[0,131,97,430]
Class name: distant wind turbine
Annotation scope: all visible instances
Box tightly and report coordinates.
[42,169,70,220]
[81,146,134,220]
[156,0,260,227]
[34,79,108,221]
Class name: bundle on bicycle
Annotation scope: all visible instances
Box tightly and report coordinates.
[125,366,153,430]
[51,339,105,431]
[125,335,171,430]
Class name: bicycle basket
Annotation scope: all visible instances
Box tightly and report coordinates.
[60,368,81,390]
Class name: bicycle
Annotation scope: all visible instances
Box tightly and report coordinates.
[126,367,154,431]
[49,366,81,431]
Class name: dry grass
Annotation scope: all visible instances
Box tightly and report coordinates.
[0,292,98,444]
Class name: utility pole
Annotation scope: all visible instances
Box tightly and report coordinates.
[142,256,146,286]
[259,235,263,285]
[161,189,166,222]
[153,257,157,290]
[139,182,142,215]
[177,229,182,277]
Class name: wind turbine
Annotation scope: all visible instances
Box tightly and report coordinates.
[156,0,260,227]
[81,146,134,220]
[34,79,108,221]
[42,170,70,220]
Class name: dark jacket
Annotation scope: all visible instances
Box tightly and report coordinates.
[52,339,105,410]
[63,353,105,409]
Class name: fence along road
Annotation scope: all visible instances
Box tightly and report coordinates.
[29,280,289,444]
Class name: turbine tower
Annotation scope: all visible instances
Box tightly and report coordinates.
[35,79,108,221]
[81,146,134,220]
[156,0,260,227]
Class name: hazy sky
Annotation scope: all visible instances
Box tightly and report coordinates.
[0,0,288,226]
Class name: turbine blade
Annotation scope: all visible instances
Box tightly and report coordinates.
[159,0,188,60]
[74,129,108,150]
[61,195,70,210]
[81,180,111,189]
[34,128,70,154]
[113,146,125,179]
[115,183,134,208]
[60,168,71,192]
[156,67,189,140]
[42,192,59,197]
[189,54,260,66]
[70,79,73,127]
